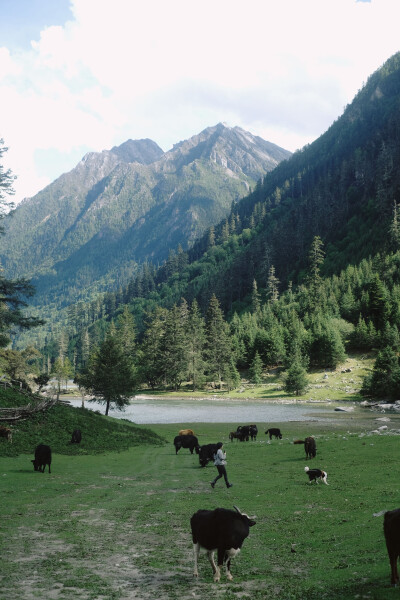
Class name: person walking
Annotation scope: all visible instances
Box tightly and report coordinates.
[211,442,233,488]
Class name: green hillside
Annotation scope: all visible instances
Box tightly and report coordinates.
[0,386,165,458]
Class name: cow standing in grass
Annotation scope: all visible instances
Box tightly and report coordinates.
[294,436,316,459]
[191,506,256,582]
[384,508,400,586]
[265,428,282,440]
[173,434,200,455]
[198,443,218,467]
[32,444,52,473]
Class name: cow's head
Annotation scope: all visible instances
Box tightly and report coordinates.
[233,505,256,527]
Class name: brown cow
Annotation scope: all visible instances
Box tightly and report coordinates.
[0,426,12,442]
[179,429,195,436]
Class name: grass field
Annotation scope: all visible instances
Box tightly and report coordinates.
[1,404,400,600]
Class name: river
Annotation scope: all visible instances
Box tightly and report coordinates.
[65,395,340,424]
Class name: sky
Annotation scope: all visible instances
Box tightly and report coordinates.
[1,0,400,205]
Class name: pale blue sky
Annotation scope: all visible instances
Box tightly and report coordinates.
[0,0,72,50]
[0,0,399,204]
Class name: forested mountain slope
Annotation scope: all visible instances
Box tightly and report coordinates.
[0,124,290,310]
[142,51,400,315]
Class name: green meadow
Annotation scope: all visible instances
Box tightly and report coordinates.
[1,396,400,600]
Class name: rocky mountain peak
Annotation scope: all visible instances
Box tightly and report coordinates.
[110,138,164,164]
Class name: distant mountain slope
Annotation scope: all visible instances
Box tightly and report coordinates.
[119,52,400,317]
[1,124,291,307]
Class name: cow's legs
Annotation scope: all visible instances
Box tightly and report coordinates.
[225,548,240,580]
[193,542,200,577]
[389,552,399,585]
[207,551,219,581]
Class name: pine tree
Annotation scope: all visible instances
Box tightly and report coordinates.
[161,303,189,390]
[367,274,390,330]
[307,236,325,308]
[284,359,308,395]
[251,279,261,315]
[116,305,136,361]
[223,356,241,391]
[139,307,168,389]
[249,351,263,384]
[187,299,207,391]
[79,336,136,415]
[205,294,232,389]
[207,226,216,249]
[389,201,400,250]
[267,265,280,303]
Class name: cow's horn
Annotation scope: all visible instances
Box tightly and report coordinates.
[233,505,242,514]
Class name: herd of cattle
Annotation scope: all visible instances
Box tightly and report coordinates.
[173,425,400,585]
[1,419,399,586]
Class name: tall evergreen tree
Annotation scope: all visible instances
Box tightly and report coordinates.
[249,351,263,384]
[307,236,325,308]
[267,265,280,303]
[251,279,261,315]
[0,140,44,348]
[139,307,168,388]
[187,299,207,391]
[79,336,136,415]
[284,358,308,395]
[205,294,232,389]
[116,305,136,361]
[161,302,189,390]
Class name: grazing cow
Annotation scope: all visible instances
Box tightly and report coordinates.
[294,436,316,459]
[236,425,250,442]
[304,466,328,485]
[32,444,52,473]
[191,506,256,582]
[179,429,195,436]
[229,431,242,442]
[70,428,82,444]
[198,443,219,467]
[384,508,400,586]
[173,434,200,455]
[249,425,258,441]
[265,428,282,440]
[0,425,12,442]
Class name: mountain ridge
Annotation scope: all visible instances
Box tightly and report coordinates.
[0,123,291,308]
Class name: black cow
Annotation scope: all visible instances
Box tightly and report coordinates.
[198,443,218,468]
[32,444,52,473]
[265,428,282,440]
[70,428,82,444]
[294,436,316,459]
[249,425,258,441]
[191,506,256,582]
[384,508,400,586]
[236,425,250,442]
[304,437,316,459]
[173,434,200,455]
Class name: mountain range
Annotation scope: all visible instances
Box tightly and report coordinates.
[0,123,291,309]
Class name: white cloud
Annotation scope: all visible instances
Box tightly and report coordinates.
[1,0,400,204]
